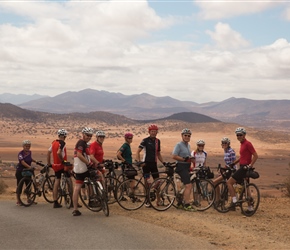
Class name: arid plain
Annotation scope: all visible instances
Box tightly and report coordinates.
[1,119,290,249]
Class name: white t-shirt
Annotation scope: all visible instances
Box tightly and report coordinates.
[191,150,207,168]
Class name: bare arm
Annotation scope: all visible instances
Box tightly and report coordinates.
[135,148,142,162]
[117,150,125,162]
[77,151,90,165]
[250,152,258,167]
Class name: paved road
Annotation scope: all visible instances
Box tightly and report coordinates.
[0,201,218,249]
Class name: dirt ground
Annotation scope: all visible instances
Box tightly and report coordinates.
[1,121,290,249]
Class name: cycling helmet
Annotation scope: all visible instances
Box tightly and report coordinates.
[181,128,192,135]
[82,127,94,135]
[57,129,67,136]
[235,127,246,135]
[22,140,31,146]
[196,139,205,145]
[124,132,133,138]
[221,137,230,144]
[96,130,106,137]
[148,124,158,131]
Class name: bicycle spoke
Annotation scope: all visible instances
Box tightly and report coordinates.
[240,183,260,216]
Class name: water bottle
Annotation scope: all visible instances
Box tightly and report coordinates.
[38,175,44,186]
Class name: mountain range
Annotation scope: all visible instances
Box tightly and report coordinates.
[1,89,289,131]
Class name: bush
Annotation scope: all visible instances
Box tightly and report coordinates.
[284,176,290,197]
[0,179,8,194]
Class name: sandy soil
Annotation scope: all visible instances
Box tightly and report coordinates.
[1,121,290,249]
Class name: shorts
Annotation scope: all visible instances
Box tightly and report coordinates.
[54,169,65,179]
[232,165,248,183]
[143,162,159,179]
[175,162,191,185]
[75,171,90,184]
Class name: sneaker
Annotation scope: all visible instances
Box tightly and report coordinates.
[88,201,98,208]
[183,205,197,212]
[176,203,184,209]
[145,202,152,208]
[16,202,23,206]
[72,210,82,216]
[228,202,236,211]
[244,210,254,215]
[120,196,127,201]
[53,202,62,208]
[157,200,165,206]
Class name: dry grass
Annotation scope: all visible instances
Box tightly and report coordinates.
[0,179,8,194]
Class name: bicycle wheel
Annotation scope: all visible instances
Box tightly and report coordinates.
[104,176,120,204]
[239,183,260,217]
[172,175,184,209]
[192,179,215,211]
[17,177,37,207]
[79,181,102,212]
[97,182,109,217]
[214,181,230,213]
[42,175,56,203]
[63,179,72,209]
[116,179,146,211]
[148,177,176,211]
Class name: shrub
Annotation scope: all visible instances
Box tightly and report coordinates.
[284,175,290,197]
[0,179,8,194]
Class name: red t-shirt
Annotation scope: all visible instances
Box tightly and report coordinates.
[239,139,256,165]
[49,140,67,164]
[89,141,104,163]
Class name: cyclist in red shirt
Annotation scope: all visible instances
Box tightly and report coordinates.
[227,127,258,211]
[89,130,106,175]
[47,129,68,208]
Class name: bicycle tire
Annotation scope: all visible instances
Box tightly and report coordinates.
[116,178,146,211]
[192,179,215,211]
[79,181,102,212]
[239,183,260,217]
[97,182,109,217]
[64,179,72,209]
[172,175,183,209]
[148,177,176,211]
[213,181,230,213]
[17,177,37,207]
[104,176,120,204]
[42,175,56,203]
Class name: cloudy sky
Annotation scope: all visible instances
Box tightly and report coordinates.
[0,0,290,103]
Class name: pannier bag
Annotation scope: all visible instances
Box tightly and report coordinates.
[197,166,214,179]
[124,166,138,177]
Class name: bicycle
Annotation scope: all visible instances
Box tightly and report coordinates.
[103,160,120,204]
[79,168,109,216]
[148,163,216,212]
[115,161,156,211]
[17,162,55,206]
[214,165,260,216]
[56,162,74,209]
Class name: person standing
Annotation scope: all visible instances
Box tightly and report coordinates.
[172,129,196,212]
[191,139,207,170]
[47,129,69,208]
[136,124,164,206]
[227,127,258,211]
[72,127,94,216]
[15,140,38,206]
[89,130,106,175]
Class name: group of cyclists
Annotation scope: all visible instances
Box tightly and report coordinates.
[15,123,258,216]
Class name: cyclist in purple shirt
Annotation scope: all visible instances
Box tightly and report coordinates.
[15,140,37,206]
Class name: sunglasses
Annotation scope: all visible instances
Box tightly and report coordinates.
[127,137,133,139]
[236,134,243,137]
[183,135,191,138]
[85,134,92,137]
[197,144,204,147]
[221,143,228,145]
[98,136,105,138]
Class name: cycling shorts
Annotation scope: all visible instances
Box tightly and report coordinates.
[232,165,248,183]
[143,162,159,179]
[175,162,191,185]
[75,171,90,184]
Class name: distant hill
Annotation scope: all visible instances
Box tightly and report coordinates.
[0,103,218,125]
[0,93,47,105]
[1,89,290,131]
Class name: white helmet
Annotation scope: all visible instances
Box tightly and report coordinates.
[196,139,205,145]
[57,129,67,136]
[22,140,31,146]
[82,127,94,135]
[235,127,246,135]
[96,130,106,137]
[181,128,192,135]
[221,137,230,144]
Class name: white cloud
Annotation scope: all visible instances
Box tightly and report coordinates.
[195,0,282,20]
[206,22,250,50]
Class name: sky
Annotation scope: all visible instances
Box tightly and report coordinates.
[0,0,290,103]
